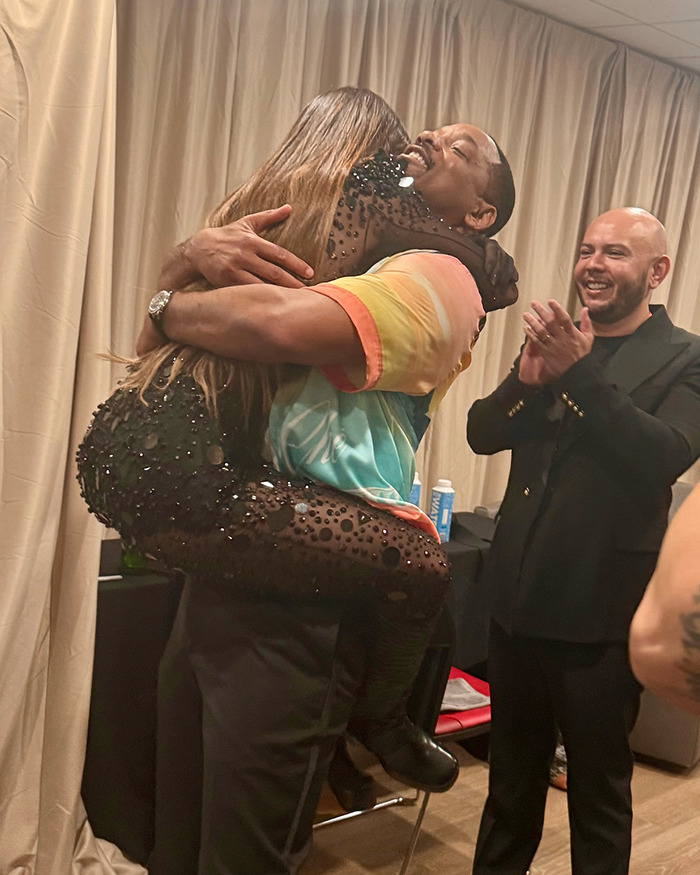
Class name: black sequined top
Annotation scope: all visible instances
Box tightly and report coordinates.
[321,150,487,288]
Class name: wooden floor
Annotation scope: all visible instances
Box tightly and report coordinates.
[304,741,700,874]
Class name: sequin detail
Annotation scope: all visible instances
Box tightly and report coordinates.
[74,152,485,615]
[320,151,506,311]
[76,368,450,617]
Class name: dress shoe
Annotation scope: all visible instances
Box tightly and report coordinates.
[362,718,459,793]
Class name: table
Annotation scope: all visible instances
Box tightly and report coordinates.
[444,511,496,677]
[81,540,183,865]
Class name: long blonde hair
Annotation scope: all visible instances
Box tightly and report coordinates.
[121,87,408,419]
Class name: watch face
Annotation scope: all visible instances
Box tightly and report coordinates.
[149,290,170,316]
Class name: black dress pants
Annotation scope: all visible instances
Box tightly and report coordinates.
[473,621,642,875]
[149,578,368,875]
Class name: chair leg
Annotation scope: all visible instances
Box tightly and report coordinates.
[314,788,419,830]
[398,790,431,874]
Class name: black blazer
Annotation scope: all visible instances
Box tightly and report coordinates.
[467,306,700,643]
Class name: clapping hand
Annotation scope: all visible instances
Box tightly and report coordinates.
[519,300,594,386]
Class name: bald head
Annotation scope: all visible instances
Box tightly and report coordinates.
[587,208,668,260]
[574,207,671,335]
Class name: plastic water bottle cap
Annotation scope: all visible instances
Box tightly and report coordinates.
[436,478,452,488]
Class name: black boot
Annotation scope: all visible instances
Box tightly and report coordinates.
[326,736,377,811]
[347,610,459,793]
[362,715,458,792]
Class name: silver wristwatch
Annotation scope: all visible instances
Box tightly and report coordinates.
[148,289,174,340]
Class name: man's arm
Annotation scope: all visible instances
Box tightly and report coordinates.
[137,283,364,369]
[158,205,314,291]
[467,301,593,456]
[482,300,700,485]
[630,481,700,715]
[466,361,555,455]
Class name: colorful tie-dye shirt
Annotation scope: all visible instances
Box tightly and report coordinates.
[267,249,484,539]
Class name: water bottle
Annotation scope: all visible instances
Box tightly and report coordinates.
[409,472,422,506]
[429,478,455,542]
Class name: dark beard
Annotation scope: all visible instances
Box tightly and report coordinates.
[579,277,647,324]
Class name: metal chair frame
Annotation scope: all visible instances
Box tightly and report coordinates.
[314,604,491,873]
[314,786,421,831]
[399,703,491,873]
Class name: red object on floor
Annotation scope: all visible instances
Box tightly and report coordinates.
[434,667,491,738]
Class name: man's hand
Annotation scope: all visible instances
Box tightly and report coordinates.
[481,237,519,289]
[183,205,314,288]
[157,205,315,292]
[468,234,519,312]
[519,300,594,386]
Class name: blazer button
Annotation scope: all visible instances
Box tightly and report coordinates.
[523,486,530,497]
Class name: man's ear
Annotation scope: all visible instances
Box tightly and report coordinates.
[463,199,497,233]
[648,254,671,289]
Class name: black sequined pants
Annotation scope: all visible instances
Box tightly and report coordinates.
[76,376,450,619]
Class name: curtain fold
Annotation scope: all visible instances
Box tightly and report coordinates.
[1,1,143,872]
[4,0,700,870]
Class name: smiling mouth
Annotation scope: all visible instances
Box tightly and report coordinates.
[582,278,611,295]
[399,144,433,172]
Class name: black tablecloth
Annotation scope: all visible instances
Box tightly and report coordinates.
[82,541,183,864]
[444,511,495,677]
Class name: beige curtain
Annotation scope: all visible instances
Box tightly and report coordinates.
[0,0,143,872]
[4,0,700,870]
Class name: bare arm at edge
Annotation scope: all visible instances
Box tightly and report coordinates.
[630,481,700,716]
